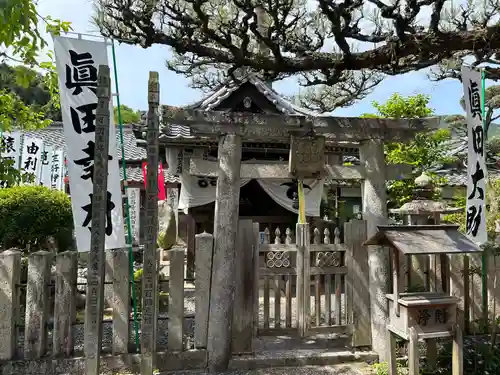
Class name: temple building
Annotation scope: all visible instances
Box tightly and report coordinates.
[133,74,364,241]
[131,73,368,275]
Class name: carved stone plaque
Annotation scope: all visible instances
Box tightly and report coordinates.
[289,135,326,178]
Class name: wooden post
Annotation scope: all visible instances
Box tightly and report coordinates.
[252,222,260,340]
[392,247,400,317]
[186,211,196,279]
[450,254,467,330]
[427,339,438,371]
[344,220,371,347]
[0,249,21,360]
[206,132,242,372]
[452,324,463,375]
[408,327,419,375]
[84,65,111,375]
[296,223,310,337]
[360,138,389,360]
[387,331,397,375]
[194,232,214,349]
[232,219,254,354]
[168,249,185,351]
[141,71,160,375]
[53,251,77,357]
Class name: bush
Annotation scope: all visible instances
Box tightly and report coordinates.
[436,337,500,375]
[0,185,73,252]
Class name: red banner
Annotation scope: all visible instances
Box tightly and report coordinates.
[142,161,166,201]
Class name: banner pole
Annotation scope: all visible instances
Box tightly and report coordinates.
[481,68,488,333]
[111,39,140,349]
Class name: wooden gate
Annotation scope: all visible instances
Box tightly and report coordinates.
[254,220,370,345]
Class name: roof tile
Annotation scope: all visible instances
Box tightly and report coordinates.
[25,122,147,161]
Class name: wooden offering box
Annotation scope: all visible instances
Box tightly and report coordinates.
[386,292,459,340]
[365,225,482,375]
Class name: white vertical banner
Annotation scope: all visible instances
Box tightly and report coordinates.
[40,146,53,187]
[0,132,22,169]
[21,137,44,184]
[127,188,141,244]
[0,132,22,187]
[53,35,126,252]
[167,186,179,239]
[462,65,487,244]
[50,149,65,191]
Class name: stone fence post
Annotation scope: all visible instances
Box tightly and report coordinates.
[112,248,130,354]
[168,248,185,351]
[25,250,52,359]
[53,251,77,357]
[0,249,21,360]
[194,232,214,350]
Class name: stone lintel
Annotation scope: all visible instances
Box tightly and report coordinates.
[189,158,412,181]
[162,106,442,141]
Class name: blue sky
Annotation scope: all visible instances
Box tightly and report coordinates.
[38,0,468,116]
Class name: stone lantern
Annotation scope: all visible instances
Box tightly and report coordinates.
[390,171,462,226]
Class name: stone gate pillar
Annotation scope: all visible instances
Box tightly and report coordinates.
[360,138,389,360]
[207,133,243,372]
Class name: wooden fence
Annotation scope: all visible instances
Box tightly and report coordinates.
[398,250,500,334]
[0,248,207,374]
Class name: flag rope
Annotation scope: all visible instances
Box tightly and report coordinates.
[111,40,140,349]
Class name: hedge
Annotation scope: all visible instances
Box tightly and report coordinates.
[0,185,73,252]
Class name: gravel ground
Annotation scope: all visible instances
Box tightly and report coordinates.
[163,364,373,375]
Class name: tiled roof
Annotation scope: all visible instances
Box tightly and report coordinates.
[25,122,147,161]
[188,74,318,115]
[159,73,320,139]
[121,166,179,184]
[23,123,179,183]
[436,169,500,187]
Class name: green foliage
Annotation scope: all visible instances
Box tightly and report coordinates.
[444,180,500,237]
[0,63,61,121]
[0,186,73,252]
[362,94,454,208]
[371,361,407,375]
[114,105,142,124]
[435,338,500,375]
[370,94,434,119]
[0,0,71,185]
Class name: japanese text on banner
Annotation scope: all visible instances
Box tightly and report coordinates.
[0,132,22,187]
[53,36,125,252]
[21,137,43,185]
[462,65,487,244]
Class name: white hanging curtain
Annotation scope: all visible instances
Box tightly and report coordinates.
[178,173,250,212]
[257,179,324,217]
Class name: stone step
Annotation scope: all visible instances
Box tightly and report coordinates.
[163,363,374,374]
[228,348,378,370]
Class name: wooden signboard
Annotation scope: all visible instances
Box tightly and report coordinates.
[289,135,326,179]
